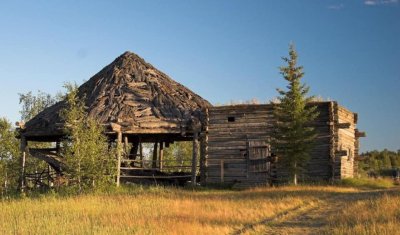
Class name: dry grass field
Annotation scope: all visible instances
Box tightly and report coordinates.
[0,182,398,235]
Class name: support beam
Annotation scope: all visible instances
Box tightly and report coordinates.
[130,140,139,159]
[116,131,122,187]
[199,133,207,186]
[152,142,158,169]
[159,142,164,171]
[56,141,61,153]
[124,136,129,157]
[191,132,199,186]
[139,139,143,168]
[355,129,366,138]
[19,136,27,193]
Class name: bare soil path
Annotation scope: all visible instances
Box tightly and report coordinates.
[232,187,400,235]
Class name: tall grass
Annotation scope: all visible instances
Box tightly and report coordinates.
[0,186,345,235]
[338,177,394,189]
[327,192,400,234]
[0,185,397,235]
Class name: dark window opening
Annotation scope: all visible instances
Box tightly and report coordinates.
[228,116,235,122]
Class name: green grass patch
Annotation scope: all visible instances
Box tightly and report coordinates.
[338,177,394,189]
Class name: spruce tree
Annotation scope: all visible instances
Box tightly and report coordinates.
[272,44,318,185]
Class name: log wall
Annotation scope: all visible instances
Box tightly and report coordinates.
[204,102,360,187]
[335,105,357,178]
[205,105,273,186]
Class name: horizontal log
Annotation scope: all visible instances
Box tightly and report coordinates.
[355,131,366,138]
[337,122,351,129]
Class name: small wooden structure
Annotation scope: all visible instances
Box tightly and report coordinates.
[18,52,211,190]
[203,102,365,188]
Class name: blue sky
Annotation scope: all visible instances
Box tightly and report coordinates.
[0,0,399,152]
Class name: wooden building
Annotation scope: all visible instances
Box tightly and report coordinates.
[18,51,211,190]
[204,102,365,188]
[18,51,365,189]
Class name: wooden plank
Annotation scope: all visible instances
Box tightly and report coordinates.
[192,133,199,186]
[159,142,164,171]
[152,142,158,168]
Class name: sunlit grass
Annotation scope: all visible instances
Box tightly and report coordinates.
[0,185,397,235]
[327,191,400,235]
[338,177,394,189]
[0,186,326,234]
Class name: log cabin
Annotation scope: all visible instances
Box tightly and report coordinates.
[204,103,365,188]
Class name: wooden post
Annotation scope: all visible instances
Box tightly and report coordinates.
[152,142,158,169]
[131,140,139,159]
[159,142,164,171]
[56,141,61,153]
[19,136,27,193]
[139,139,143,168]
[48,165,52,187]
[191,132,199,186]
[199,133,208,186]
[116,132,122,187]
[200,108,209,186]
[129,139,139,167]
[124,136,129,157]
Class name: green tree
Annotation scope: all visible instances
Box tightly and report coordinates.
[61,83,116,193]
[0,118,20,196]
[359,150,400,177]
[272,44,319,185]
[19,91,61,122]
[163,142,193,172]
[18,91,62,191]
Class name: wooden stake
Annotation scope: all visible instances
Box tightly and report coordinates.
[124,136,129,157]
[199,133,208,186]
[19,136,27,193]
[152,142,158,169]
[139,138,143,168]
[56,141,61,154]
[159,142,164,171]
[116,132,122,187]
[192,132,199,186]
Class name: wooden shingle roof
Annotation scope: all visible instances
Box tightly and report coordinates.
[21,52,211,140]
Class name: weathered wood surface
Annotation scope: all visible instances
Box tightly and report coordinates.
[21,51,211,141]
[206,105,272,184]
[335,105,357,178]
[29,148,67,174]
[205,102,362,186]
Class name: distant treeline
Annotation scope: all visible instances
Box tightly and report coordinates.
[359,150,400,177]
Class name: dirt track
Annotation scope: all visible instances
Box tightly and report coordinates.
[233,187,400,235]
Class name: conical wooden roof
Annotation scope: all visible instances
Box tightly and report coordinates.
[21,52,211,140]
